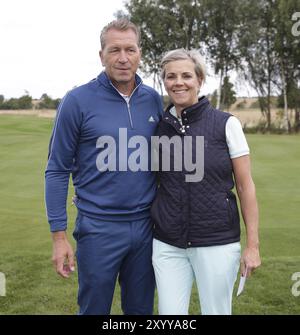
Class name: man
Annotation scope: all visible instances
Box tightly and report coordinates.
[45,18,163,315]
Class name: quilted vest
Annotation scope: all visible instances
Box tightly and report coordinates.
[151,96,241,248]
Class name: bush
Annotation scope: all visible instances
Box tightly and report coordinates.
[235,100,246,109]
[0,95,32,110]
[37,94,61,109]
[243,120,289,134]
[250,100,260,109]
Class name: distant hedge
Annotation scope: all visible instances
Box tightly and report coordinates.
[0,94,32,110]
[0,94,61,110]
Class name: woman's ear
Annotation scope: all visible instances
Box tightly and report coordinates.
[198,76,204,90]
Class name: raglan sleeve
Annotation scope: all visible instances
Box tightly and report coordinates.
[155,92,165,120]
[45,92,82,232]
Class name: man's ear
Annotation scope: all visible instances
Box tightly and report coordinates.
[137,47,142,68]
[99,50,105,66]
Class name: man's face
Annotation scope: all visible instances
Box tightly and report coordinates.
[100,28,141,89]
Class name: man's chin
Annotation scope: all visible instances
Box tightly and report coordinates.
[114,76,134,84]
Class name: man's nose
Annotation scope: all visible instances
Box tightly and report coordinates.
[118,50,128,63]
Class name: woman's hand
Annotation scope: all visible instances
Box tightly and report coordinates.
[240,246,261,277]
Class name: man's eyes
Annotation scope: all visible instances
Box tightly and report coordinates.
[108,48,137,53]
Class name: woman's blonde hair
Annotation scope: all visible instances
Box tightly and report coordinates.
[161,48,206,83]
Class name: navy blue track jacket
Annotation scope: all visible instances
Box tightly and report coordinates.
[45,72,163,232]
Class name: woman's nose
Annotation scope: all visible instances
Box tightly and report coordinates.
[174,76,184,85]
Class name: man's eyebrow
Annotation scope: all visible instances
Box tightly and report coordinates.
[107,46,120,50]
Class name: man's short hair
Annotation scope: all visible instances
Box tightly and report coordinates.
[100,18,141,50]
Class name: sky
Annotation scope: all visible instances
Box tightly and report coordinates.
[0,0,254,100]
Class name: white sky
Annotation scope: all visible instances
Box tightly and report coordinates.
[0,0,254,99]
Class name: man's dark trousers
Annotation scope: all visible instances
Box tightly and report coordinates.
[73,213,155,315]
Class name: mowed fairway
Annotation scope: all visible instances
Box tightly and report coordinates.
[0,114,299,315]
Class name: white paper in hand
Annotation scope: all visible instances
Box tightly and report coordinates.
[237,267,248,297]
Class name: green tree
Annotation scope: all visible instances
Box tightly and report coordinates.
[38,93,61,109]
[238,0,279,130]
[277,80,300,131]
[125,0,242,103]
[200,0,243,109]
[220,76,236,111]
[121,0,299,134]
[209,91,217,108]
[273,0,300,132]
[17,95,32,109]
[124,0,203,94]
[210,76,236,111]
[0,95,32,110]
[1,98,19,109]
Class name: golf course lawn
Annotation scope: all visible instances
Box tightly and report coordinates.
[0,115,299,314]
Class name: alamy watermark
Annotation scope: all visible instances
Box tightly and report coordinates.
[0,272,6,296]
[96,128,204,183]
[291,272,300,297]
[291,12,300,37]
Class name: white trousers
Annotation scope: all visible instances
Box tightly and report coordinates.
[152,239,241,315]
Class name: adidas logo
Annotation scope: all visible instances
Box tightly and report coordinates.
[148,116,155,122]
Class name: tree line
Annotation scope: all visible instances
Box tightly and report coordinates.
[0,94,61,110]
[117,0,300,133]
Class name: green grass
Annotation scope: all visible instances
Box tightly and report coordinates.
[0,115,299,314]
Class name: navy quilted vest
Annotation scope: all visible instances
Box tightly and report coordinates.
[151,96,241,248]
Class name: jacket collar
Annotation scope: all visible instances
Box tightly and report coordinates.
[96,71,143,92]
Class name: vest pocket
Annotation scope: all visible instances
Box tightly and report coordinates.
[226,191,239,227]
[226,196,232,222]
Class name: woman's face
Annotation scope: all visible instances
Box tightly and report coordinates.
[163,59,202,111]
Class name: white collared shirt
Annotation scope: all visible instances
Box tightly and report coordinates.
[169,106,249,159]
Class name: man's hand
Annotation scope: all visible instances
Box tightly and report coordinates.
[52,231,75,278]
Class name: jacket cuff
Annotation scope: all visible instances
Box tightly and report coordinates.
[49,221,67,232]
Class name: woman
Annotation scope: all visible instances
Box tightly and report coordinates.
[151,49,261,315]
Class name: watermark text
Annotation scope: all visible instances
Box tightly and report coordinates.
[291,272,300,297]
[292,12,300,37]
[96,128,204,182]
[0,272,6,296]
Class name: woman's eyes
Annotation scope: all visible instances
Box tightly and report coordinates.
[166,74,193,79]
